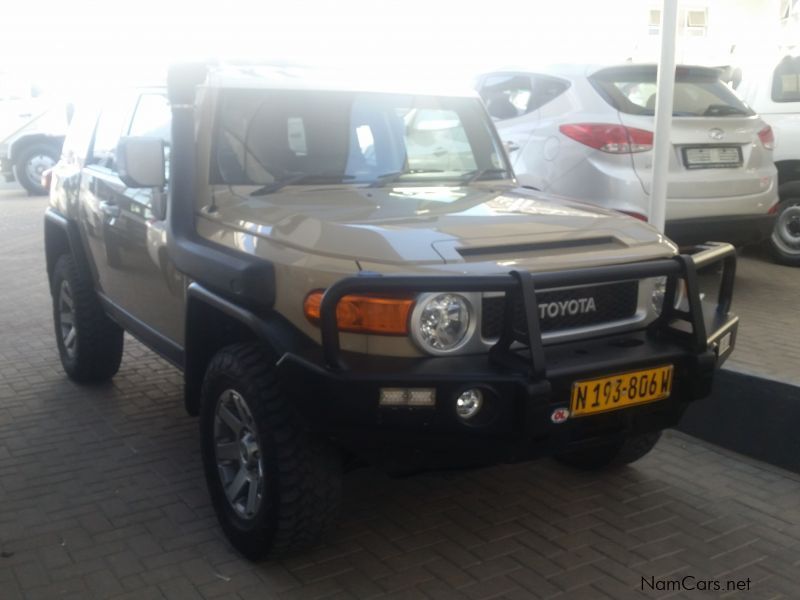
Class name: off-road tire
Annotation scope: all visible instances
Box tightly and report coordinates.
[769,199,800,266]
[13,142,59,195]
[51,254,124,382]
[555,430,662,471]
[200,343,342,559]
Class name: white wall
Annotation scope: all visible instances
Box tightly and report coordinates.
[631,0,784,65]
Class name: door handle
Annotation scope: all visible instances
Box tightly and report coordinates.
[504,141,521,153]
[100,201,121,218]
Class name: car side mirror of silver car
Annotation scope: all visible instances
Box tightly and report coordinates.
[116,136,166,189]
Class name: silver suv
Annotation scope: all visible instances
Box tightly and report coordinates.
[45,63,739,559]
[476,64,778,248]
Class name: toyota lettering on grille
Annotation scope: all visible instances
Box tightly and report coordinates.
[538,297,597,320]
[480,281,638,339]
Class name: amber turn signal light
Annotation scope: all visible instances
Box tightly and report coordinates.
[303,290,415,335]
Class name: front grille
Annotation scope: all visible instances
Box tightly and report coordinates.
[481,281,639,339]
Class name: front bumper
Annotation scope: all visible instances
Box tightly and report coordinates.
[276,244,739,469]
[666,214,776,247]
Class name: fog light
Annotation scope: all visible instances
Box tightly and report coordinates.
[455,388,483,420]
[380,388,436,407]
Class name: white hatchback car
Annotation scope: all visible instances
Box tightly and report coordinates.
[736,53,800,265]
[475,64,779,248]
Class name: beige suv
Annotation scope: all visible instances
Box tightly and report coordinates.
[44,63,739,559]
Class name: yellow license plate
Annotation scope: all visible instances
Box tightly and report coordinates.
[570,365,674,417]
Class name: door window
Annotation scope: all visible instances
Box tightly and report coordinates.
[61,105,99,165]
[128,93,171,184]
[479,74,534,120]
[89,100,134,169]
[528,76,570,111]
[129,94,171,141]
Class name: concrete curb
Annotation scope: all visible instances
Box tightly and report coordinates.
[677,368,800,474]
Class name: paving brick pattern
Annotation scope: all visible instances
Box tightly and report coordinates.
[724,246,800,385]
[1,185,800,599]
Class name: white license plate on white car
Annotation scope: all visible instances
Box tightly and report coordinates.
[683,146,742,169]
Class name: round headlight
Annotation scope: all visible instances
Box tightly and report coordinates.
[415,293,472,352]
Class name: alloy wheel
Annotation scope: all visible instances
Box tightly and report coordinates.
[24,153,55,186]
[213,389,265,519]
[772,202,800,256]
[58,280,77,359]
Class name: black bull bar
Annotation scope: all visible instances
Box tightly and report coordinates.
[319,242,738,375]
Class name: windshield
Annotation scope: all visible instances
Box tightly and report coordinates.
[211,89,509,189]
[772,55,800,103]
[590,66,754,117]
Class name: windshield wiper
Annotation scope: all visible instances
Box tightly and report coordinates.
[458,168,509,185]
[250,173,355,196]
[703,104,750,117]
[368,169,444,188]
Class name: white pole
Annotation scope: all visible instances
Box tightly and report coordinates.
[650,0,680,233]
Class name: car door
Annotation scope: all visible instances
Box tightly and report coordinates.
[80,92,185,349]
[79,96,136,297]
[516,74,573,190]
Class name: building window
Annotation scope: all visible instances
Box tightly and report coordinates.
[780,0,798,22]
[648,9,661,35]
[685,9,708,37]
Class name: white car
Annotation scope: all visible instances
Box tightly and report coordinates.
[0,80,68,195]
[736,53,800,265]
[475,64,779,250]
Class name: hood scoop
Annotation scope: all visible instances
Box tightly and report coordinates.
[455,236,622,260]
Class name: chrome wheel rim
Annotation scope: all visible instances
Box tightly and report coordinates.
[772,203,800,256]
[214,389,264,519]
[58,280,77,359]
[25,153,55,185]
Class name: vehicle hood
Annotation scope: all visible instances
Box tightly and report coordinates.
[0,103,68,146]
[206,184,675,267]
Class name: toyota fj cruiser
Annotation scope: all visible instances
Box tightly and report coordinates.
[44,63,739,559]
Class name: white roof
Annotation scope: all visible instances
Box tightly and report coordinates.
[479,62,724,80]
[204,64,478,98]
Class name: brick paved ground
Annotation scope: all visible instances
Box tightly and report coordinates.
[1,184,800,599]
[724,246,800,386]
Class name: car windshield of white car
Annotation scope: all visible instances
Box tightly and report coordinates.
[590,65,754,118]
[210,90,509,190]
[772,55,800,103]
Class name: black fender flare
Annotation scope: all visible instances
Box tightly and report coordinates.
[43,208,93,285]
[182,283,314,415]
